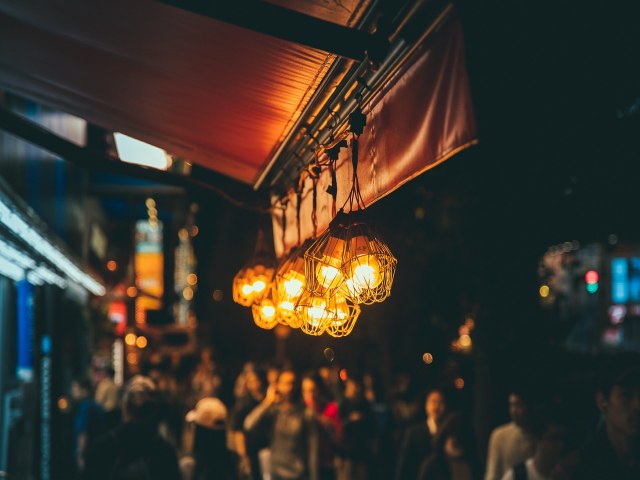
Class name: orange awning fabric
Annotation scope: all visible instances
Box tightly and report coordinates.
[0,0,365,184]
[272,12,478,256]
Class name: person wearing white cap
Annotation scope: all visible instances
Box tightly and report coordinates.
[186,397,234,479]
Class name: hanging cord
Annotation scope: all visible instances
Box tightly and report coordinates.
[312,178,318,238]
[280,199,288,253]
[328,159,338,217]
[296,187,303,247]
[341,132,366,212]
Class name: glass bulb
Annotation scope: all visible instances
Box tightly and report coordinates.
[347,255,382,290]
[261,300,276,320]
[252,279,266,294]
[283,277,304,298]
[316,264,343,288]
[241,283,254,296]
[278,300,295,312]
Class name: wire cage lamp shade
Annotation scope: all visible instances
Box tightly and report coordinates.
[325,294,361,337]
[251,282,280,330]
[305,210,397,305]
[232,230,276,307]
[275,239,313,328]
[295,290,335,336]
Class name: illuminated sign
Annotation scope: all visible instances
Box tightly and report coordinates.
[134,221,163,324]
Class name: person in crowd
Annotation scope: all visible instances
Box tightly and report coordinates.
[364,371,393,480]
[232,366,269,480]
[394,388,448,480]
[485,388,535,480]
[554,355,640,479]
[418,412,479,480]
[302,371,342,480]
[336,373,376,480]
[94,366,121,430]
[191,347,222,402]
[245,368,319,480]
[185,396,234,480]
[71,376,104,475]
[83,375,181,480]
[500,404,569,480]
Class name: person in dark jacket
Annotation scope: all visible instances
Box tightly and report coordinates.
[84,375,181,480]
[394,388,448,480]
[554,355,640,480]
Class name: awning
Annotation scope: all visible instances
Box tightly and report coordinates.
[0,0,477,232]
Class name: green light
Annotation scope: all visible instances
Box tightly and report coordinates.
[586,283,599,294]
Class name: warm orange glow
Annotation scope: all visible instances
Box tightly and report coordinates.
[57,397,69,411]
[178,228,189,241]
[539,285,550,298]
[347,255,382,290]
[107,260,117,271]
[260,300,276,320]
[340,369,348,382]
[316,264,343,288]
[127,353,138,365]
[187,273,198,285]
[126,286,138,297]
[212,289,224,301]
[252,278,267,294]
[125,333,137,346]
[145,198,156,209]
[422,353,434,364]
[455,377,465,389]
[136,336,148,348]
[190,225,199,237]
[183,287,194,301]
[459,334,472,347]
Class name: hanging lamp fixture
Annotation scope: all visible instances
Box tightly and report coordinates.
[251,282,280,330]
[232,227,276,307]
[304,107,397,305]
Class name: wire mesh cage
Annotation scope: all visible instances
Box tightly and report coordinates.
[232,230,276,307]
[251,282,280,330]
[295,290,337,336]
[304,214,349,298]
[340,221,397,305]
[275,239,312,329]
[325,295,361,338]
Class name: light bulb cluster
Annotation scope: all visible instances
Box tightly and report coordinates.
[232,211,396,338]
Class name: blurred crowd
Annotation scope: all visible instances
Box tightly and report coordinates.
[67,350,640,480]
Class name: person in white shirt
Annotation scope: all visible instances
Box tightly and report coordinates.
[485,390,535,480]
[500,405,568,480]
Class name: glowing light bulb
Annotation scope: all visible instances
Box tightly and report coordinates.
[252,279,266,294]
[261,301,276,320]
[283,277,304,298]
[307,297,327,324]
[348,255,381,289]
[278,300,295,312]
[316,264,342,288]
[241,283,254,296]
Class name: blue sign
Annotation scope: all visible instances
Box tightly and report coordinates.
[16,280,34,381]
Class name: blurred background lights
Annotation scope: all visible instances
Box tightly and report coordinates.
[125,333,136,346]
[190,225,199,237]
[57,397,69,411]
[459,334,472,348]
[106,260,117,271]
[145,198,156,209]
[178,228,189,241]
[183,287,194,301]
[212,289,224,302]
[187,273,198,285]
[539,285,550,298]
[127,353,138,364]
[455,377,465,389]
[340,369,348,382]
[136,336,148,348]
[323,347,335,362]
[126,286,138,297]
[422,352,434,364]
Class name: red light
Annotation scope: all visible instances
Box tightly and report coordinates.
[585,270,598,284]
[339,369,348,382]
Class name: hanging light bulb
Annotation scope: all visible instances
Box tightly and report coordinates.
[325,294,361,338]
[340,220,396,304]
[275,239,313,328]
[295,290,334,336]
[232,230,276,307]
[304,214,349,298]
[251,283,280,330]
